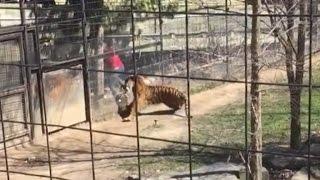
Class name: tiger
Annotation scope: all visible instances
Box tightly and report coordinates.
[115,75,191,122]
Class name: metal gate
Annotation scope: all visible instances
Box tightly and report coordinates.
[0,31,30,149]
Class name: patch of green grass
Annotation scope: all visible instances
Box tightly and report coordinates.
[117,145,192,177]
[192,104,245,148]
[192,64,320,146]
[191,88,320,148]
[190,82,219,94]
[139,156,189,174]
[117,145,227,177]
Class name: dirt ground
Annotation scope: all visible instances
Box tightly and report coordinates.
[0,68,286,180]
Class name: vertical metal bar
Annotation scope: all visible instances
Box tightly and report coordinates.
[206,6,210,48]
[158,0,164,84]
[28,31,42,137]
[36,73,45,134]
[32,9,44,135]
[130,0,141,178]
[0,101,10,180]
[33,1,52,179]
[20,0,34,138]
[18,18,28,130]
[244,0,249,179]
[154,16,159,78]
[308,0,313,179]
[184,0,192,179]
[18,35,29,130]
[79,0,96,179]
[225,0,229,79]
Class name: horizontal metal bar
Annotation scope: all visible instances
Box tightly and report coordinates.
[42,58,84,73]
[1,119,319,159]
[48,119,87,134]
[0,62,38,67]
[0,169,67,180]
[93,8,320,18]
[0,86,25,98]
[4,61,320,89]
[0,133,29,148]
[0,26,24,36]
[1,6,320,18]
[40,66,320,89]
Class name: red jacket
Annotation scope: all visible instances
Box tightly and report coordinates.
[105,54,124,70]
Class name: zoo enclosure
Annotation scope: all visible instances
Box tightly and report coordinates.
[0,0,320,179]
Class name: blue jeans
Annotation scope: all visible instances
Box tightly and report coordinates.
[105,67,125,98]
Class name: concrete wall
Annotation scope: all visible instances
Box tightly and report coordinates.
[0,3,33,27]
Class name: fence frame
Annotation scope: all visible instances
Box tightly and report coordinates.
[0,0,319,179]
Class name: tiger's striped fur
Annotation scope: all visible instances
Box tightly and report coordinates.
[117,75,190,121]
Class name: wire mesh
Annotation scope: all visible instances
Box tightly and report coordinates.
[0,0,320,179]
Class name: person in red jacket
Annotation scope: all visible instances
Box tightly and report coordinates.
[104,40,125,98]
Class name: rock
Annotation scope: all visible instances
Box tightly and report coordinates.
[146,162,243,180]
[239,167,269,180]
[270,169,294,179]
[191,162,244,179]
[191,146,200,152]
[302,144,320,156]
[196,173,238,180]
[309,133,320,144]
[264,155,307,170]
[194,162,244,173]
[150,173,238,180]
[270,156,291,169]
[311,165,320,179]
[291,167,317,180]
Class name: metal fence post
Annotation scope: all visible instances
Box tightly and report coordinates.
[184,0,193,179]
[130,0,142,178]
[0,101,10,180]
[79,0,96,179]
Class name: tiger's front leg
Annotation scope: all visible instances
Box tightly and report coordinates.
[117,100,137,122]
[123,97,146,122]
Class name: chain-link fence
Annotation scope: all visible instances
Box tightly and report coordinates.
[0,0,320,179]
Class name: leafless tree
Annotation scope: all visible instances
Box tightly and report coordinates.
[264,0,308,149]
[250,0,263,179]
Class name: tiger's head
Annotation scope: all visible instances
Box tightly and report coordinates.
[121,75,148,95]
[115,93,133,121]
[116,75,144,109]
[116,83,133,108]
[115,93,129,109]
[115,84,133,121]
[119,75,146,97]
[115,75,148,121]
